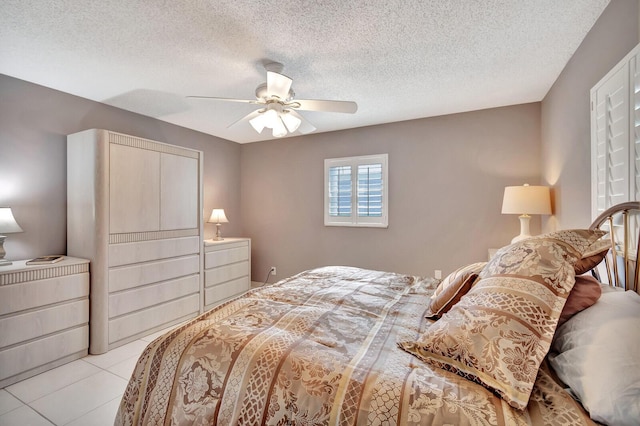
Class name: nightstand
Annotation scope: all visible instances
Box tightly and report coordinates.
[203,238,251,311]
[0,257,90,387]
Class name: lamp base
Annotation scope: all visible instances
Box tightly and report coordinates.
[0,235,11,266]
[511,214,532,243]
[213,224,224,241]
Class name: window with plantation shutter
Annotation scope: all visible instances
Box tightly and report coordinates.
[324,154,388,227]
[591,43,640,220]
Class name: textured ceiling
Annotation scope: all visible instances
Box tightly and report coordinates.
[0,0,610,143]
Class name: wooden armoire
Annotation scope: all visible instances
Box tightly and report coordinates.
[67,129,203,354]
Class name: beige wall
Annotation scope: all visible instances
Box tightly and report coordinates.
[541,0,639,230]
[0,74,242,261]
[241,104,542,281]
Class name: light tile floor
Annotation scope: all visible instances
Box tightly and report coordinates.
[0,327,170,425]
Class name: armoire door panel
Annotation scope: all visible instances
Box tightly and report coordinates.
[109,144,161,233]
[160,153,199,230]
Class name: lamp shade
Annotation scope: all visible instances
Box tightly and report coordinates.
[207,209,229,224]
[0,208,23,234]
[501,185,552,215]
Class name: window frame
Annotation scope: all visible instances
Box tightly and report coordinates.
[324,153,388,228]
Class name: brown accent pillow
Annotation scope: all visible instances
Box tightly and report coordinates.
[426,262,485,319]
[557,275,602,326]
[573,237,610,275]
[399,229,605,410]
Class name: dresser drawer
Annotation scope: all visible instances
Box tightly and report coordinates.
[204,277,250,308]
[0,273,89,316]
[0,300,89,347]
[205,261,249,288]
[204,242,249,269]
[0,326,88,384]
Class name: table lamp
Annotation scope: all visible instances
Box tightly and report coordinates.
[501,184,551,243]
[207,209,229,241]
[0,207,23,266]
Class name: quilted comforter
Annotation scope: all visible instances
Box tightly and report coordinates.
[115,266,594,425]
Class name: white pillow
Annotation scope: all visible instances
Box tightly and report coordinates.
[549,290,640,426]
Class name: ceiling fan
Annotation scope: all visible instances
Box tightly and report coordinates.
[188,62,358,138]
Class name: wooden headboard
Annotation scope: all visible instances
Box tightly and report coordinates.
[589,201,640,293]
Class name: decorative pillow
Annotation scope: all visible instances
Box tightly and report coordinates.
[426,262,486,318]
[399,229,605,410]
[557,275,602,326]
[549,290,640,426]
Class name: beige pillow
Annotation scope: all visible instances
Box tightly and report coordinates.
[399,229,605,410]
[426,262,485,318]
[527,229,609,275]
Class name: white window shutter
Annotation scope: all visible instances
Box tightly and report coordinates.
[631,53,640,201]
[591,45,634,220]
[324,154,388,228]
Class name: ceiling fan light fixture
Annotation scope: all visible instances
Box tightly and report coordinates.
[263,108,279,128]
[272,116,288,137]
[281,111,301,132]
[249,114,266,133]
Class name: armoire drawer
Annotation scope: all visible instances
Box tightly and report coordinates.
[109,255,200,292]
[109,275,199,317]
[108,236,200,267]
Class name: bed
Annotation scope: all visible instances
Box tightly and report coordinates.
[115,203,640,426]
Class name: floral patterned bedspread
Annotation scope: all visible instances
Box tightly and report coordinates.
[115,266,594,425]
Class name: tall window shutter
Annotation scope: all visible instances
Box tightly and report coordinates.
[631,53,640,201]
[357,163,383,217]
[328,165,352,217]
[591,43,639,220]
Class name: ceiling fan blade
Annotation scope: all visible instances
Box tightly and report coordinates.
[292,99,358,114]
[266,71,293,99]
[288,110,316,134]
[227,109,263,129]
[187,96,259,104]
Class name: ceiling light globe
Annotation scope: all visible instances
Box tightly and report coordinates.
[281,112,301,132]
[264,109,278,128]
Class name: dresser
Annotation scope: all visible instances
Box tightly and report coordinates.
[0,257,90,387]
[67,129,204,354]
[203,238,251,311]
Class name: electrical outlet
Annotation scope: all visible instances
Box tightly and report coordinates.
[270,266,277,276]
[434,269,442,279]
